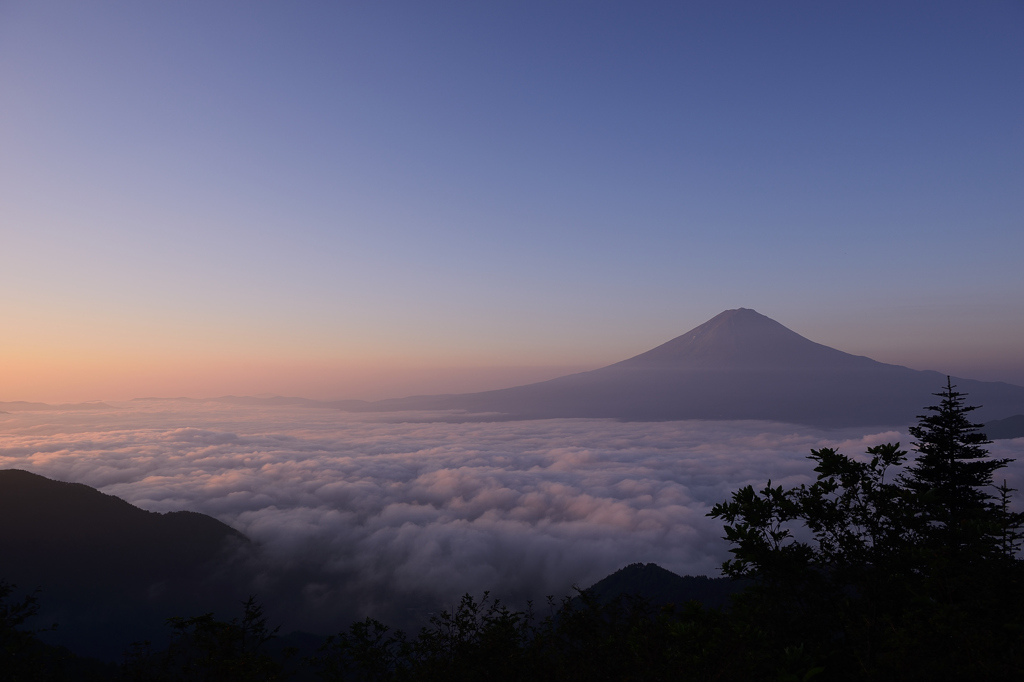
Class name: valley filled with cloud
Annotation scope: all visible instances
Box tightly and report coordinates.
[2,402,1021,632]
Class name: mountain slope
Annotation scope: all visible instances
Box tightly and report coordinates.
[986,415,1024,440]
[352,309,1024,427]
[0,469,251,659]
[611,308,876,371]
[583,563,742,610]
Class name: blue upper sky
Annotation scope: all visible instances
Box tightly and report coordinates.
[1,1,1022,400]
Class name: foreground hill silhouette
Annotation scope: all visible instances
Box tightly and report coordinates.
[348,309,1024,427]
[583,563,741,610]
[0,469,251,659]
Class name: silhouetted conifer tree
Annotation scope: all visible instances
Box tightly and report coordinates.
[902,377,1017,560]
[710,380,1024,679]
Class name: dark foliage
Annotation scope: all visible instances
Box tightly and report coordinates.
[120,596,293,682]
[314,589,742,682]
[710,379,1024,679]
[0,581,114,681]
[904,377,1015,558]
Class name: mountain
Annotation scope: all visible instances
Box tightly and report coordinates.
[350,309,1024,427]
[0,469,251,659]
[0,401,114,411]
[132,395,370,409]
[986,415,1024,440]
[583,563,743,610]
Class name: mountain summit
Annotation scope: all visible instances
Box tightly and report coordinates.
[354,309,1024,427]
[613,308,874,371]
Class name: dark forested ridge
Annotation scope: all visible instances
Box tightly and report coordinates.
[584,563,741,610]
[0,470,247,576]
[0,470,252,660]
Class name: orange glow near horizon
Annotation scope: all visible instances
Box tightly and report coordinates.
[4,310,1024,403]
[0,355,599,404]
[0,303,608,402]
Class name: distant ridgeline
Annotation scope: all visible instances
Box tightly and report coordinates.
[0,401,115,411]
[0,469,252,660]
[986,414,1024,440]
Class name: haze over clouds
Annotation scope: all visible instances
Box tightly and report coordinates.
[3,403,1022,630]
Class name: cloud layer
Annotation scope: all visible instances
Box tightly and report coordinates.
[2,402,1021,631]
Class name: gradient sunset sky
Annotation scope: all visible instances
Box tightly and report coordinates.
[1,1,1022,402]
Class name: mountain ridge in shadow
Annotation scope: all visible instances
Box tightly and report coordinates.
[986,414,1024,440]
[582,562,742,610]
[0,469,252,660]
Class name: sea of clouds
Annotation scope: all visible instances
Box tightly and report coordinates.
[2,402,1022,631]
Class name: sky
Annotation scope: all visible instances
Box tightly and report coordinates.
[1,1,1022,402]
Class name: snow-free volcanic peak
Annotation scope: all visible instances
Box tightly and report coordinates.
[614,308,874,371]
[355,309,1024,427]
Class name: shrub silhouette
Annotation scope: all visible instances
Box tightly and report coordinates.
[710,378,1024,679]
